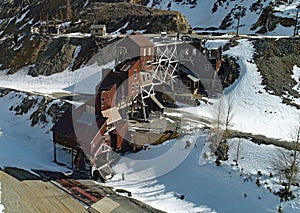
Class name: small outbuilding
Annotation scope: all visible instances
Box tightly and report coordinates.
[90,24,107,37]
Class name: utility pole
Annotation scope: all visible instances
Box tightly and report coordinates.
[235,6,244,36]
[66,0,72,21]
[294,5,300,37]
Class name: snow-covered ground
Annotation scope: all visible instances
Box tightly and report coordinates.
[0,37,300,212]
[0,62,114,96]
[0,91,73,172]
[104,131,299,213]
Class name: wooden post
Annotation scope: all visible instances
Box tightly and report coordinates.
[294,9,299,37]
[71,148,74,170]
[53,142,57,162]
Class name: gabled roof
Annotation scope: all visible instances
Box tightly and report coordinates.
[129,34,154,47]
[51,103,107,146]
[118,34,154,48]
[90,24,106,29]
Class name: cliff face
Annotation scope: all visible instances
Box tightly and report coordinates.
[0,0,190,75]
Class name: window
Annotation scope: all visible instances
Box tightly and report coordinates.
[143,48,146,56]
[134,69,137,79]
[205,64,210,72]
[142,75,145,82]
[187,81,191,88]
[101,98,105,107]
[136,83,139,91]
[146,60,152,67]
[148,48,151,56]
[147,74,150,80]
[132,83,135,93]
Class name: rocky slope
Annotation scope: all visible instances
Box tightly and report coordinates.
[0,0,190,75]
[0,88,71,127]
[253,37,300,108]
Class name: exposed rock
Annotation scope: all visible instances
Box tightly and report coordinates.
[252,38,300,108]
[0,1,190,75]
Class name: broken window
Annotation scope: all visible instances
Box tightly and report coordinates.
[101,98,105,107]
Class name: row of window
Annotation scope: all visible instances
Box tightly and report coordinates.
[132,83,140,93]
[143,48,152,56]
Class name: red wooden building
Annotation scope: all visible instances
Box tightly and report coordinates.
[51,34,156,173]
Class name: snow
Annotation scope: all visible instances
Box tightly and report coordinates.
[0,92,72,172]
[148,0,297,35]
[291,66,300,105]
[204,39,229,49]
[17,34,25,42]
[19,18,34,30]
[54,32,91,38]
[16,10,30,24]
[182,39,300,140]
[104,130,300,212]
[292,65,300,91]
[0,88,299,213]
[69,45,82,70]
[111,22,129,35]
[0,61,114,96]
[274,0,300,18]
[83,0,89,8]
[13,44,23,51]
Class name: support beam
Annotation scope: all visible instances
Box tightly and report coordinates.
[71,148,74,170]
[53,142,57,163]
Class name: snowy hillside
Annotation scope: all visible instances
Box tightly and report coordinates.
[104,132,300,213]
[0,91,73,171]
[183,39,300,140]
[149,0,300,35]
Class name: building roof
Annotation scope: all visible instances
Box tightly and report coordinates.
[90,24,106,29]
[96,71,124,91]
[50,110,76,138]
[118,34,154,48]
[187,74,200,82]
[51,103,107,147]
[102,107,122,125]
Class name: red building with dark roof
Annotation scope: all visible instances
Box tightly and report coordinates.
[51,34,156,173]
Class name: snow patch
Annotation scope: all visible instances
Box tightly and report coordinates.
[111,22,129,35]
[0,61,113,95]
[105,130,300,212]
[69,45,82,70]
[16,10,30,24]
[19,18,34,30]
[83,0,89,7]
